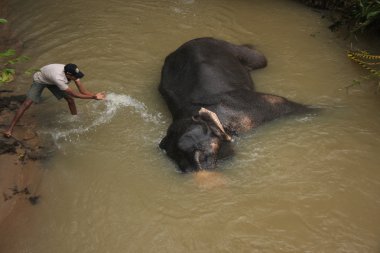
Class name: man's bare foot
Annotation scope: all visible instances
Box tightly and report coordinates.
[3,130,12,138]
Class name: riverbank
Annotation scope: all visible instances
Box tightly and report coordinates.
[0,2,47,226]
[0,84,48,225]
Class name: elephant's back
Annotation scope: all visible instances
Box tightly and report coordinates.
[159,37,254,113]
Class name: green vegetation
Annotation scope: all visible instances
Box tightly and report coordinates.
[301,0,380,35]
[0,18,31,85]
[301,1,380,92]
[334,0,380,34]
[349,0,380,32]
[342,1,380,91]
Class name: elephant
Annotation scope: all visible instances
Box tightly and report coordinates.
[159,37,311,172]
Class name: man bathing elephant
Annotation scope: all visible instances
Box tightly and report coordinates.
[159,37,312,172]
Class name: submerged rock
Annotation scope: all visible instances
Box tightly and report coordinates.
[0,95,26,112]
[0,137,17,154]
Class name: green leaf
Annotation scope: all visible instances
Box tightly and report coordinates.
[353,79,361,85]
[0,49,16,58]
[3,68,16,75]
[8,55,30,65]
[0,18,7,24]
[0,68,15,83]
[25,68,40,75]
[366,10,380,19]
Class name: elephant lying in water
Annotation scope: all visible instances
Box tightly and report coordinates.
[159,37,311,172]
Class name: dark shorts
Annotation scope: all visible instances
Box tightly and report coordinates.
[27,82,69,103]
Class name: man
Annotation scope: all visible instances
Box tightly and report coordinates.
[3,63,105,138]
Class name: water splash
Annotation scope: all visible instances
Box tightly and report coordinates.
[41,92,163,146]
[97,92,162,125]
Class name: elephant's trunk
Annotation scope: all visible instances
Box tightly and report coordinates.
[194,150,203,170]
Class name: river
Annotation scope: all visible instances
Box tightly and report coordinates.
[1,0,380,252]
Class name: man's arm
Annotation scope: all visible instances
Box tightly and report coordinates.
[73,79,94,96]
[64,87,105,100]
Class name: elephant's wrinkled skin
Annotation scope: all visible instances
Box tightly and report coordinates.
[159,37,310,172]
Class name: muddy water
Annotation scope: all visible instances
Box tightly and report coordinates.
[1,0,380,252]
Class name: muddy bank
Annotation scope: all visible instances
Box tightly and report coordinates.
[0,2,50,226]
[0,86,55,225]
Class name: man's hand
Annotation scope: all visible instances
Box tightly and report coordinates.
[94,92,106,100]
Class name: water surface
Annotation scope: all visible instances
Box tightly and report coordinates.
[1,0,380,252]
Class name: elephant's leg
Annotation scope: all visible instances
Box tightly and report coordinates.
[232,44,268,71]
[259,93,309,118]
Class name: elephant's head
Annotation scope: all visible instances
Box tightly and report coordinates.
[160,108,233,172]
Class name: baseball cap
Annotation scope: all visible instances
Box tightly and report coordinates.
[64,63,85,79]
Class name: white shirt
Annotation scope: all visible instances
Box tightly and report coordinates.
[33,64,70,90]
